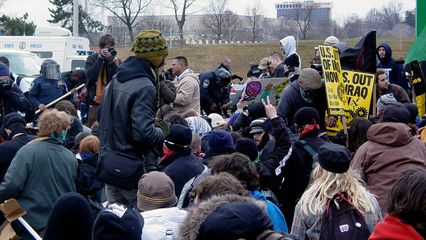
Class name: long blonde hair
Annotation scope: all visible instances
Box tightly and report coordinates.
[299,163,375,217]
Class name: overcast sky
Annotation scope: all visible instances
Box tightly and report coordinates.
[1,0,416,26]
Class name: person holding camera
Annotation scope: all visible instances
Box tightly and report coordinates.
[85,34,118,127]
[199,68,232,115]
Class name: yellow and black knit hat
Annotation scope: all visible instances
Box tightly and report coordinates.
[131,30,169,69]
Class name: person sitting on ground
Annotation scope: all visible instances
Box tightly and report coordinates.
[351,104,426,214]
[291,143,383,239]
[209,152,288,233]
[161,124,205,197]
[370,169,426,240]
[137,171,187,240]
[0,109,78,233]
[202,130,235,165]
[374,68,410,107]
[207,113,228,130]
[55,100,84,149]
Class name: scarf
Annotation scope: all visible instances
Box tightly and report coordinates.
[299,119,320,139]
[95,61,108,104]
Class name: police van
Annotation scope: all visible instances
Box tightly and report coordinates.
[0,26,92,72]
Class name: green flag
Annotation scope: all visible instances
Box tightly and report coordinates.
[405,28,426,65]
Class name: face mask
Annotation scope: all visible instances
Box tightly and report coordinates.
[50,130,67,142]
[300,87,313,103]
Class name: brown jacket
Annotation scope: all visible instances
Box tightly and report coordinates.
[351,122,426,214]
[173,69,200,115]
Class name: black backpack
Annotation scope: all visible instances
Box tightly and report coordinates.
[319,193,371,240]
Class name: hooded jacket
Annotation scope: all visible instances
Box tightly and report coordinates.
[376,43,402,86]
[280,36,301,77]
[99,56,164,172]
[369,214,424,240]
[351,122,426,213]
[177,194,271,240]
[173,69,200,115]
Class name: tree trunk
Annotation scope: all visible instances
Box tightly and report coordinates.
[127,24,135,43]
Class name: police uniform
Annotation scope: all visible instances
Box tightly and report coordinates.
[199,69,231,115]
[29,76,68,108]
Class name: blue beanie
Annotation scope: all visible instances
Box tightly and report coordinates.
[0,63,10,77]
[208,130,235,152]
[236,138,258,161]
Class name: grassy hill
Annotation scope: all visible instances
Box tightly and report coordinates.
[116,38,413,81]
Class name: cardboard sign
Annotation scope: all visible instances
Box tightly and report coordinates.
[319,45,345,115]
[342,70,375,120]
[410,60,426,118]
[242,77,289,106]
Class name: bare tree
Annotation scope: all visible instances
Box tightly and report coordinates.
[201,0,230,41]
[0,0,6,8]
[169,0,198,43]
[93,0,152,42]
[378,1,402,31]
[246,1,263,42]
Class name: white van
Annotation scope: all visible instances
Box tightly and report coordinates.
[0,27,91,72]
[0,49,43,92]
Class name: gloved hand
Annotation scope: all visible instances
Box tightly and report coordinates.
[155,119,171,137]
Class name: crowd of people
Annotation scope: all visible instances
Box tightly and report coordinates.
[0,28,426,240]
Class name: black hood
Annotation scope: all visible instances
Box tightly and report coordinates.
[377,43,393,64]
[115,56,156,84]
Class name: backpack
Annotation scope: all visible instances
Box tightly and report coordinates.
[319,193,370,240]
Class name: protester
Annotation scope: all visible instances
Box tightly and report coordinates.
[185,115,211,137]
[291,143,383,239]
[257,57,272,79]
[277,68,336,132]
[178,194,278,240]
[29,59,67,112]
[92,204,144,240]
[209,152,288,232]
[98,30,168,208]
[61,69,87,92]
[0,63,31,126]
[85,34,118,126]
[374,68,410,110]
[202,130,235,165]
[161,124,205,197]
[370,169,426,240]
[43,192,94,240]
[347,117,372,153]
[280,36,301,79]
[376,43,403,87]
[0,109,78,232]
[207,113,227,130]
[171,56,200,115]
[246,61,262,78]
[351,104,426,213]
[0,112,36,181]
[191,172,248,205]
[199,67,232,115]
[268,52,286,78]
[55,100,84,149]
[323,36,339,46]
[137,171,187,240]
[376,93,398,118]
[275,107,327,227]
[0,56,25,94]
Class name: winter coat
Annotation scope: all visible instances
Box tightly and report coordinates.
[277,135,326,227]
[141,207,188,240]
[376,83,410,104]
[351,122,426,214]
[0,137,78,231]
[76,152,104,197]
[85,53,118,105]
[0,88,31,125]
[99,56,164,174]
[173,69,200,115]
[376,43,402,87]
[0,132,36,181]
[277,81,328,131]
[28,75,67,108]
[280,36,301,77]
[369,214,424,240]
[177,194,271,240]
[161,148,205,197]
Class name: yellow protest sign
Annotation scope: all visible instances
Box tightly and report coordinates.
[342,70,375,122]
[319,45,344,116]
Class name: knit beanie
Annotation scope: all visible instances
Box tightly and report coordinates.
[382,104,410,124]
[0,63,10,77]
[294,107,320,127]
[377,94,398,115]
[165,124,192,151]
[236,138,258,161]
[137,171,178,211]
[131,30,169,69]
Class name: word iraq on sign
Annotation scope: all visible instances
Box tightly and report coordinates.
[342,71,374,99]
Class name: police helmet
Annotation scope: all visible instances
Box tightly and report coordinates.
[215,68,232,85]
[40,59,61,80]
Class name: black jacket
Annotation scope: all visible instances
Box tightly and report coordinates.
[277,81,328,132]
[99,57,164,170]
[76,152,104,197]
[278,135,326,227]
[199,70,230,113]
[85,53,118,105]
[161,148,205,197]
[0,132,36,181]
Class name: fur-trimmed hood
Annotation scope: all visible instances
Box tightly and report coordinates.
[177,194,268,240]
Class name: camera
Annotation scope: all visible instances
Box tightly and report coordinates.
[108,47,117,57]
[0,80,12,93]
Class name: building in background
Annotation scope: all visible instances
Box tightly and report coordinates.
[275,1,332,23]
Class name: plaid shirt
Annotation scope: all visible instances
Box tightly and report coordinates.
[291,194,383,240]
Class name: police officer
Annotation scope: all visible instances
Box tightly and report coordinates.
[199,68,232,115]
[29,59,67,112]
